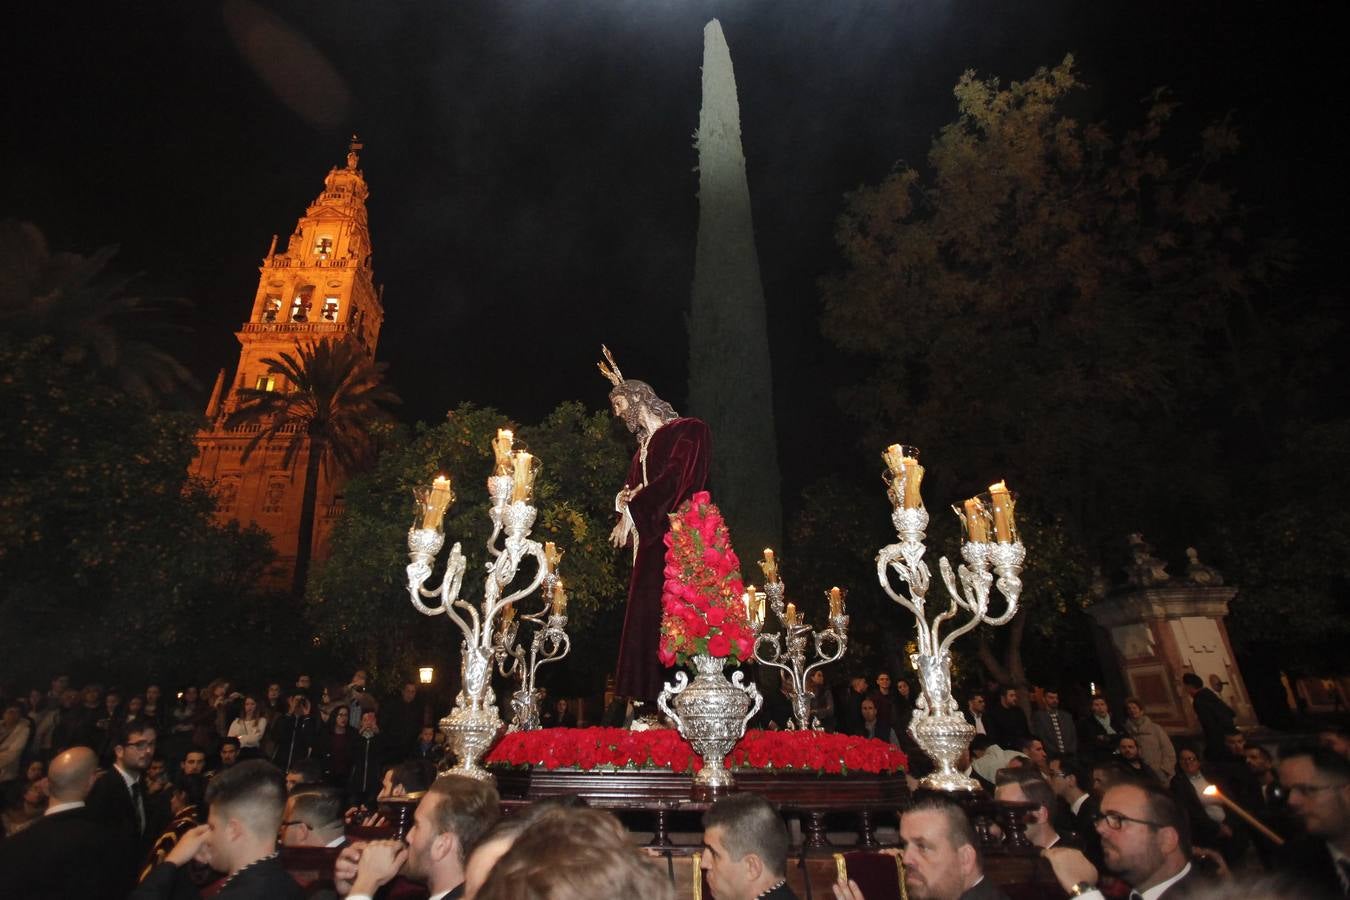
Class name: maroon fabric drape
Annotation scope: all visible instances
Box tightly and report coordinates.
[614,418,711,702]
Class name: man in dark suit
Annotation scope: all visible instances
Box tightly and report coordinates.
[985,686,1031,747]
[1078,695,1124,762]
[1048,755,1104,868]
[0,746,131,900]
[132,759,302,899]
[895,796,1009,899]
[1181,673,1237,763]
[1043,781,1210,899]
[1273,745,1349,899]
[86,718,156,875]
[700,793,799,899]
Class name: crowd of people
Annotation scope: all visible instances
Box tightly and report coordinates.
[1,666,1348,899]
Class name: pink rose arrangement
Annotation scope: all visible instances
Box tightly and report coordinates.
[658,491,755,666]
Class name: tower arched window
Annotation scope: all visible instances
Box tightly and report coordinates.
[291,286,314,322]
[315,236,333,258]
[322,296,340,322]
[262,295,282,322]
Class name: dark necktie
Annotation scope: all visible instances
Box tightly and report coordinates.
[131,780,146,835]
[1336,858,1349,896]
[1129,892,1143,900]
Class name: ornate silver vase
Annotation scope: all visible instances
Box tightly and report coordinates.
[659,654,762,798]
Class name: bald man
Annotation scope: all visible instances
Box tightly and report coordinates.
[0,746,131,900]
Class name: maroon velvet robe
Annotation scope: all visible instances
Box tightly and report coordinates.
[614,417,711,701]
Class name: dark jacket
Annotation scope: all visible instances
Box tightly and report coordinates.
[985,702,1031,746]
[270,714,317,771]
[1078,713,1125,760]
[0,806,132,900]
[1190,688,1236,760]
[1271,835,1343,900]
[132,855,304,900]
[960,876,1012,900]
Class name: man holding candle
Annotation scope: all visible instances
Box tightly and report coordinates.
[599,349,711,704]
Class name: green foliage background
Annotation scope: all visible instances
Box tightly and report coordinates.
[308,402,630,695]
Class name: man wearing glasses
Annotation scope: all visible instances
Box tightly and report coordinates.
[1275,745,1350,898]
[279,785,347,849]
[87,721,157,878]
[1043,781,1205,899]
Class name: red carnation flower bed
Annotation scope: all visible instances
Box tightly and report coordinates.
[484,727,907,775]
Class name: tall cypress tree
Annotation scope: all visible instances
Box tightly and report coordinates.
[688,19,782,560]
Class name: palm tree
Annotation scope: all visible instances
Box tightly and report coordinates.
[225,338,400,596]
[0,219,197,402]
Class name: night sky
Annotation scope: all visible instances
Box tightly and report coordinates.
[5,1,1345,504]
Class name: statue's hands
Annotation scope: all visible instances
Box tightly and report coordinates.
[609,517,632,548]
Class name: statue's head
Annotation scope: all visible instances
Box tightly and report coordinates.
[608,380,677,434]
[598,345,677,434]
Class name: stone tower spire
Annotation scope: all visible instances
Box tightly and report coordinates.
[190,140,386,583]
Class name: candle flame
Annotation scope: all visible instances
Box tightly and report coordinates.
[1202,785,1219,797]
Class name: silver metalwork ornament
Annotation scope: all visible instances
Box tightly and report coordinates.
[658,654,762,797]
[405,469,554,780]
[495,571,572,732]
[876,477,1024,793]
[752,580,848,731]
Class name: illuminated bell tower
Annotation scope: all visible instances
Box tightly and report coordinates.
[191,137,384,582]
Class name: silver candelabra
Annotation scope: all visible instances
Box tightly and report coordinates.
[405,447,553,781]
[875,446,1024,792]
[494,566,571,731]
[751,579,849,731]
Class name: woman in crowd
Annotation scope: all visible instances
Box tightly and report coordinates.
[809,669,836,731]
[1,776,46,837]
[125,694,146,723]
[320,704,354,783]
[227,695,267,756]
[1123,696,1177,780]
[165,685,201,761]
[141,684,167,732]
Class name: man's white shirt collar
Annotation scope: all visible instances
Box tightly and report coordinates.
[1140,862,1191,900]
[46,800,86,816]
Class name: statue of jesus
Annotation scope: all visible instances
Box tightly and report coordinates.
[600,347,711,703]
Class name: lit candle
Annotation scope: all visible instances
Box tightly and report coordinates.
[551,579,568,617]
[492,429,515,475]
[423,475,454,529]
[544,542,564,574]
[989,481,1015,542]
[743,586,755,621]
[511,451,535,502]
[785,602,797,627]
[759,548,778,583]
[963,498,989,542]
[882,444,907,474]
[829,586,843,618]
[902,460,924,509]
[1201,786,1285,846]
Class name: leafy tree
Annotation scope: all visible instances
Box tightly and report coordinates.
[226,338,400,597]
[0,334,282,684]
[309,402,629,696]
[816,56,1301,689]
[821,56,1279,556]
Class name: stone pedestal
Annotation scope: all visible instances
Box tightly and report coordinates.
[1088,583,1258,734]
